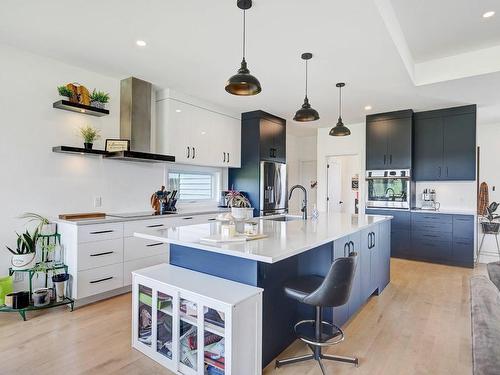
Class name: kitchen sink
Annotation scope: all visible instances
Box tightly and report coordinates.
[266,215,304,222]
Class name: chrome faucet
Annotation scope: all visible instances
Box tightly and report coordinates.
[289,185,308,220]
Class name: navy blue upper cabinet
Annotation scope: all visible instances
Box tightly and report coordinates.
[258,117,286,163]
[413,105,476,181]
[366,110,413,170]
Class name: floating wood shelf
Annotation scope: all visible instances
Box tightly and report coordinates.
[52,145,109,156]
[53,100,109,117]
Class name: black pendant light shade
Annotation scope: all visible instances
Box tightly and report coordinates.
[225,0,262,96]
[294,53,319,122]
[329,82,351,136]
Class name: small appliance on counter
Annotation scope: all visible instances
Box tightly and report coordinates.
[420,188,440,211]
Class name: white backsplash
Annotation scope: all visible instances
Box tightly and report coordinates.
[414,181,476,211]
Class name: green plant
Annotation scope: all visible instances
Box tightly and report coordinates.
[79,125,101,143]
[485,202,500,223]
[90,89,110,104]
[57,85,73,98]
[6,229,39,255]
[227,190,251,208]
[19,212,50,233]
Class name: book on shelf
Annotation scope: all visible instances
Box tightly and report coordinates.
[204,308,225,328]
[205,364,224,375]
[180,299,197,318]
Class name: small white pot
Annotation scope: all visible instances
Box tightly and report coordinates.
[231,207,253,220]
[11,253,36,270]
[40,223,57,236]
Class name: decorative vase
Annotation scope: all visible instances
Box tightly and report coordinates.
[84,142,93,150]
[230,207,253,220]
[11,253,36,270]
[33,288,50,307]
[40,223,57,236]
[52,273,69,302]
[91,100,105,109]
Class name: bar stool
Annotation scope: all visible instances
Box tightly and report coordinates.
[275,252,358,374]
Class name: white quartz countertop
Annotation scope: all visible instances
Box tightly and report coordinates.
[134,213,392,264]
[55,207,229,226]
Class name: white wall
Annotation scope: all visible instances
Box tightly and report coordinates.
[0,44,169,275]
[287,132,317,213]
[414,181,476,211]
[317,123,366,213]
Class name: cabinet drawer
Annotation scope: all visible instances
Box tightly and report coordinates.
[392,229,411,256]
[412,213,453,233]
[412,237,452,259]
[123,254,169,286]
[77,263,123,299]
[77,238,124,271]
[124,236,168,261]
[177,213,218,226]
[453,238,474,261]
[124,218,180,237]
[453,215,474,238]
[412,230,452,243]
[78,222,124,243]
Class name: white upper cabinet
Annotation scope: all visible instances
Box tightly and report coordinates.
[156,92,241,168]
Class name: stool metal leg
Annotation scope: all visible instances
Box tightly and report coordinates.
[321,353,359,367]
[317,357,327,375]
[275,354,314,368]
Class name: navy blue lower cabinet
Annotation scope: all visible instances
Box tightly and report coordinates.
[379,220,391,291]
[347,231,362,318]
[452,215,474,267]
[369,224,380,294]
[332,235,350,326]
[360,228,373,301]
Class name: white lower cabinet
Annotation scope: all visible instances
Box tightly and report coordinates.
[77,263,124,299]
[132,264,263,375]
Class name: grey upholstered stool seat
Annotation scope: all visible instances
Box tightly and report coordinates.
[275,252,359,374]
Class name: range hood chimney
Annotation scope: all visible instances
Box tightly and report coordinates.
[105,77,175,163]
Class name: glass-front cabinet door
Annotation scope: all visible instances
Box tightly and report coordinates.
[203,307,226,375]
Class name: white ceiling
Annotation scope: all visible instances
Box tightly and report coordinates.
[391,0,500,62]
[1,0,500,136]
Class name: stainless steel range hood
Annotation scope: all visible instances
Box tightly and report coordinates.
[104,77,175,163]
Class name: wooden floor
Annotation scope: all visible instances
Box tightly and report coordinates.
[0,258,483,375]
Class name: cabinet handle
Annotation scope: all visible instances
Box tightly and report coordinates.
[422,234,440,238]
[227,152,230,163]
[90,251,114,257]
[89,230,114,235]
[368,233,372,249]
[383,155,387,165]
[446,167,449,177]
[146,242,164,247]
[207,218,216,221]
[372,232,375,248]
[389,154,393,164]
[223,152,226,162]
[349,241,355,254]
[344,243,349,257]
[146,224,164,228]
[89,276,113,284]
[182,217,194,220]
[192,147,196,159]
[187,147,190,159]
[438,166,442,177]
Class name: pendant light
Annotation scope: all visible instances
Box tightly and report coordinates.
[293,53,319,122]
[329,82,351,136]
[225,0,262,96]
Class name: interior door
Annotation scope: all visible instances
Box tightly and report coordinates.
[327,159,343,213]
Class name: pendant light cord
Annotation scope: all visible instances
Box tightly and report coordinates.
[242,10,246,60]
[305,59,308,98]
[338,85,342,118]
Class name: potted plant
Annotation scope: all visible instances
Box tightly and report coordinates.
[57,85,74,101]
[79,125,101,150]
[52,272,69,302]
[6,229,39,270]
[89,89,110,109]
[481,202,500,234]
[227,191,253,220]
[19,212,57,236]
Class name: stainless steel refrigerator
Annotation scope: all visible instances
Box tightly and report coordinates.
[259,161,287,216]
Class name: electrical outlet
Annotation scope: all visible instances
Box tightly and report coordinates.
[14,273,24,283]
[94,196,102,208]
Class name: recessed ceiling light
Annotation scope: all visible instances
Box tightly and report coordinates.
[136,40,147,47]
[175,109,182,113]
[364,105,372,111]
[483,11,495,18]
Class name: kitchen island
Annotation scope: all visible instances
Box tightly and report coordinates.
[135,213,392,367]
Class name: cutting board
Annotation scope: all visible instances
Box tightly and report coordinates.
[59,212,106,220]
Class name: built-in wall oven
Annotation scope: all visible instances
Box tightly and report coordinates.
[366,169,413,209]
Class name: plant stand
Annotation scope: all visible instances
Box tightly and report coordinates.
[476,223,500,264]
[1,233,74,321]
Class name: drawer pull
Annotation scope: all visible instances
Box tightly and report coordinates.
[456,241,472,245]
[422,234,440,238]
[182,217,194,220]
[147,224,164,228]
[89,230,114,235]
[90,251,114,257]
[89,276,113,284]
[207,218,216,221]
[146,242,164,247]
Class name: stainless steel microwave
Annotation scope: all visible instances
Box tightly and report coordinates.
[365,169,414,209]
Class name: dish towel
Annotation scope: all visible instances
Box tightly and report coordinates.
[478,182,489,216]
